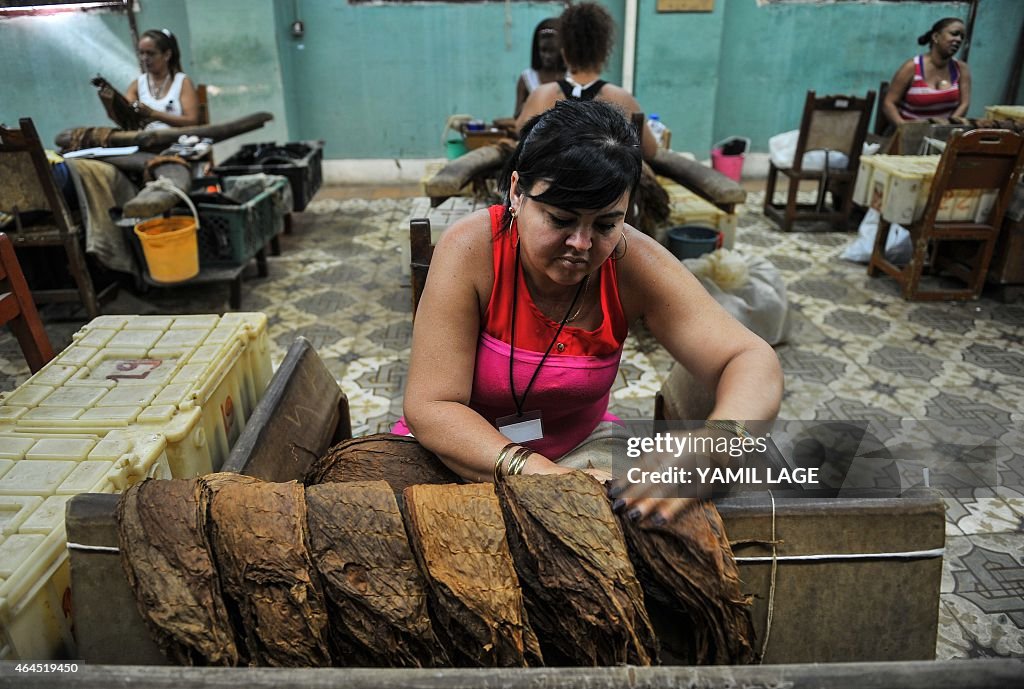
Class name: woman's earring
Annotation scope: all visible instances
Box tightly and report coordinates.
[613,230,628,260]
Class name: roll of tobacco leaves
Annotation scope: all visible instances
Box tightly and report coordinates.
[117,478,239,666]
[495,472,659,666]
[203,472,332,666]
[305,434,461,499]
[305,481,447,667]
[619,500,757,665]
[402,482,543,667]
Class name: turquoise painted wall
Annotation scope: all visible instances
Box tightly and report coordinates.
[1,0,1020,160]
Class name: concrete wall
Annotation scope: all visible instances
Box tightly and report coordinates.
[1,0,1020,163]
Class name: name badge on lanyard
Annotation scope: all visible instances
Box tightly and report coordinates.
[496,410,544,443]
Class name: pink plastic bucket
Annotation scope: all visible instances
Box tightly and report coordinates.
[711,147,744,182]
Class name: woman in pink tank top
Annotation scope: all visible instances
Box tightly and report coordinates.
[882,17,972,132]
[403,99,782,524]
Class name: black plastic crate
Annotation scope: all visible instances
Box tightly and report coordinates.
[189,176,289,267]
[213,140,323,212]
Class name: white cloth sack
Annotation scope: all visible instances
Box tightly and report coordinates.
[684,249,791,346]
[840,208,911,265]
[768,130,879,170]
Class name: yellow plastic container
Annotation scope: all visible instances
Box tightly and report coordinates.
[134,216,200,284]
[985,105,1024,123]
[0,430,171,660]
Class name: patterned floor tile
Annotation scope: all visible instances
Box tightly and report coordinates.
[941,582,1024,657]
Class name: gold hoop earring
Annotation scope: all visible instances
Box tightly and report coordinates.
[613,230,628,261]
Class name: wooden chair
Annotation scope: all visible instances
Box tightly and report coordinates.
[867,128,1024,301]
[196,83,210,126]
[764,90,876,232]
[0,117,108,318]
[410,217,433,316]
[873,81,892,137]
[0,232,55,372]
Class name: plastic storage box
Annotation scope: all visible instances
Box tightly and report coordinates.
[0,429,171,660]
[190,176,290,268]
[0,313,272,478]
[213,141,324,212]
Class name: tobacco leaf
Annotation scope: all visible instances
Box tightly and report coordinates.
[496,472,659,666]
[403,482,543,667]
[202,473,332,667]
[305,434,461,498]
[305,481,447,667]
[117,478,240,666]
[620,500,757,665]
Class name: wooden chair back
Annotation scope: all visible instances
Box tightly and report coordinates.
[196,83,210,126]
[0,117,102,318]
[792,90,876,173]
[919,128,1024,230]
[410,217,433,316]
[0,232,55,372]
[873,81,891,137]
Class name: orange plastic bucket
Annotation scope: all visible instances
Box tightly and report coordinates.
[134,215,200,283]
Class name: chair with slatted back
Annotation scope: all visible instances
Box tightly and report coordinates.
[867,128,1024,300]
[0,117,105,318]
[764,90,876,232]
[0,232,55,373]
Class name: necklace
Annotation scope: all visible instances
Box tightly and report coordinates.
[147,73,171,99]
[565,274,591,323]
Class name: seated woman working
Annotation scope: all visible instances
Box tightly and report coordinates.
[882,17,972,129]
[515,2,658,162]
[100,28,199,130]
[513,18,565,119]
[401,99,782,524]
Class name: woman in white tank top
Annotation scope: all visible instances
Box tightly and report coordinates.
[124,28,200,130]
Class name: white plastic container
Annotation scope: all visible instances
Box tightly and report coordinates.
[0,430,170,660]
[0,313,272,477]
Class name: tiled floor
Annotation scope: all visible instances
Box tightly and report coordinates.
[1,185,1021,660]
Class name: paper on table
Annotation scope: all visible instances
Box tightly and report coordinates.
[63,146,140,159]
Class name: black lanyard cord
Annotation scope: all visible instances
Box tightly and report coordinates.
[509,242,587,417]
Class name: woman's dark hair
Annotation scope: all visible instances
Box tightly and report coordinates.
[559,2,615,73]
[917,17,963,47]
[141,28,183,75]
[498,99,642,226]
[530,18,565,72]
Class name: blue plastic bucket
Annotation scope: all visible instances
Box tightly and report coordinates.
[667,225,721,260]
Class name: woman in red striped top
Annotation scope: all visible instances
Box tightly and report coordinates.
[882,17,972,130]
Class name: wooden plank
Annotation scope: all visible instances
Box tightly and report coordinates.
[220,336,348,481]
[657,0,713,12]
[1,659,1020,688]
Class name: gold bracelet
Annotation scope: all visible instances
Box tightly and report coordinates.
[705,419,750,439]
[506,447,533,476]
[493,442,519,482]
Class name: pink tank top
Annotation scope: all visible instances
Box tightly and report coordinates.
[395,206,628,460]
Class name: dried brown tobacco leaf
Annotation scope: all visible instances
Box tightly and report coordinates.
[496,472,659,667]
[202,473,332,667]
[117,478,239,666]
[305,481,447,667]
[304,434,460,496]
[403,482,542,667]
[620,500,757,665]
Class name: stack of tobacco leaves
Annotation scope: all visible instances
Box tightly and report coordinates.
[117,478,239,666]
[305,434,461,498]
[305,481,447,667]
[620,500,757,665]
[495,472,659,666]
[203,473,332,666]
[402,482,543,667]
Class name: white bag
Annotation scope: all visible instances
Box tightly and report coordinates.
[769,130,879,170]
[840,208,911,265]
[684,249,791,346]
